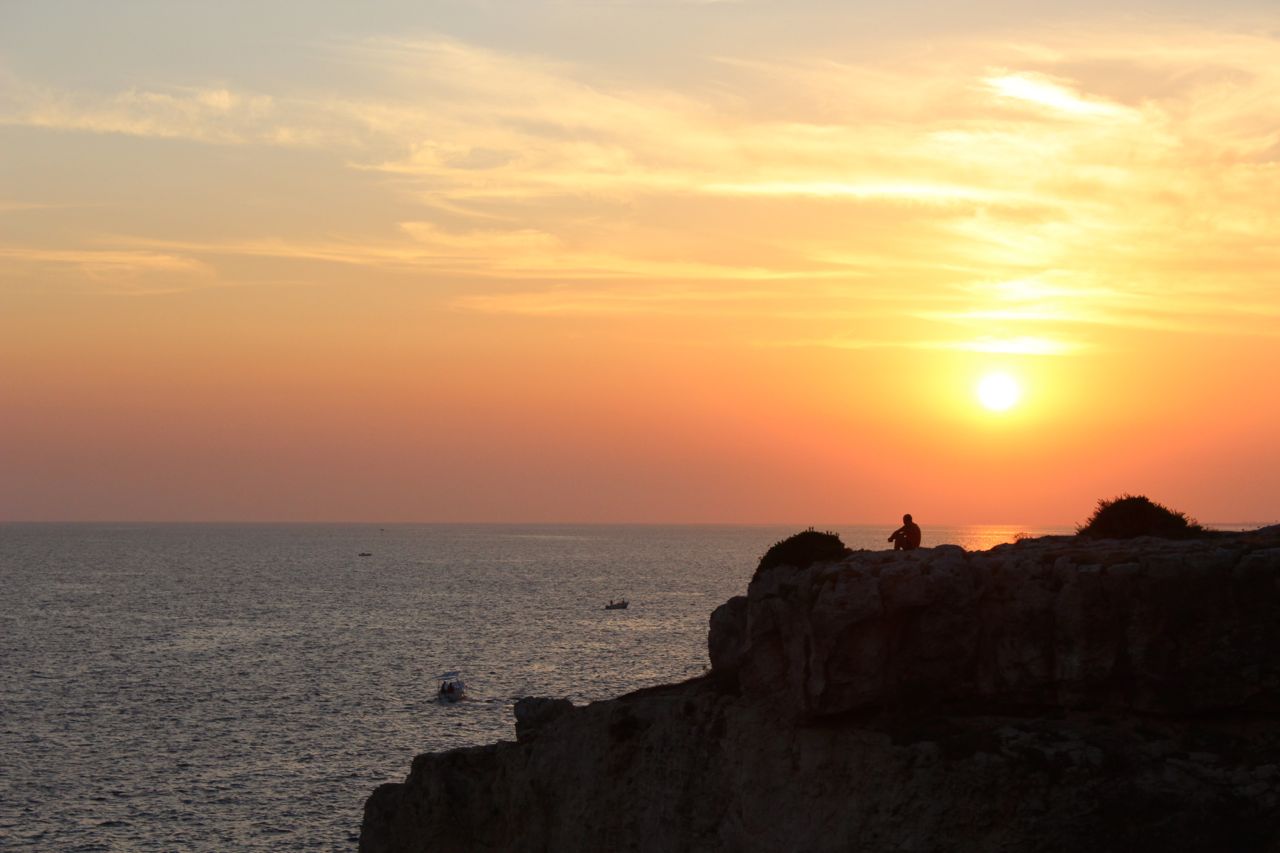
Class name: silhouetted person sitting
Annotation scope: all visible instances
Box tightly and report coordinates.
[888,514,921,551]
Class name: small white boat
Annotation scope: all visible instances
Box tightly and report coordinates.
[604,600,629,610]
[437,671,466,703]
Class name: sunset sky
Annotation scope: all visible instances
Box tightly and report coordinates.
[2,1,1278,525]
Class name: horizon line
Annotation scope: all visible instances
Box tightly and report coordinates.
[3,519,1273,529]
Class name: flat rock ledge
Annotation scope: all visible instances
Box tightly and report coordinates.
[361,529,1280,853]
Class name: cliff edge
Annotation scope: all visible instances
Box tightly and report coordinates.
[361,529,1280,852]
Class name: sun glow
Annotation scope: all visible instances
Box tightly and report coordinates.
[976,372,1022,412]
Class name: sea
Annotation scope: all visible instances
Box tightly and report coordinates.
[1,522,1070,851]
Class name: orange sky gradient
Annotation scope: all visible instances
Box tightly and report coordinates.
[2,3,1278,525]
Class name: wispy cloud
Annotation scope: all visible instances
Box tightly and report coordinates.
[0,246,211,275]
[0,245,217,294]
[703,181,1011,204]
[0,75,280,144]
[454,285,792,317]
[983,72,1136,118]
[0,200,63,213]
[3,24,1278,348]
[772,335,1085,356]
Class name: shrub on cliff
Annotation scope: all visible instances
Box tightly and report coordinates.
[1077,494,1206,539]
[756,528,850,578]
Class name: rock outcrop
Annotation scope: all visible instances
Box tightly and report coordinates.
[361,529,1280,852]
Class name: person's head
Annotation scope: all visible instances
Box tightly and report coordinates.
[903,513,913,523]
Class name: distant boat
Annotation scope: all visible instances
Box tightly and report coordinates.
[358,552,372,557]
[437,671,466,703]
[604,600,629,610]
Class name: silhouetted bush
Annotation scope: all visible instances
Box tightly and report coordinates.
[1077,495,1206,539]
[755,528,850,579]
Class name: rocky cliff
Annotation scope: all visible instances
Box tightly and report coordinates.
[361,529,1280,852]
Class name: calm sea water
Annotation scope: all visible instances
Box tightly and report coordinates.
[0,523,1066,851]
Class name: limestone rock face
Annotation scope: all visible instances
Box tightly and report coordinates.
[361,530,1280,853]
[706,595,748,678]
[732,536,1280,718]
[513,697,573,743]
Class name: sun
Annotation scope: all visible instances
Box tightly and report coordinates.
[976,372,1021,412]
